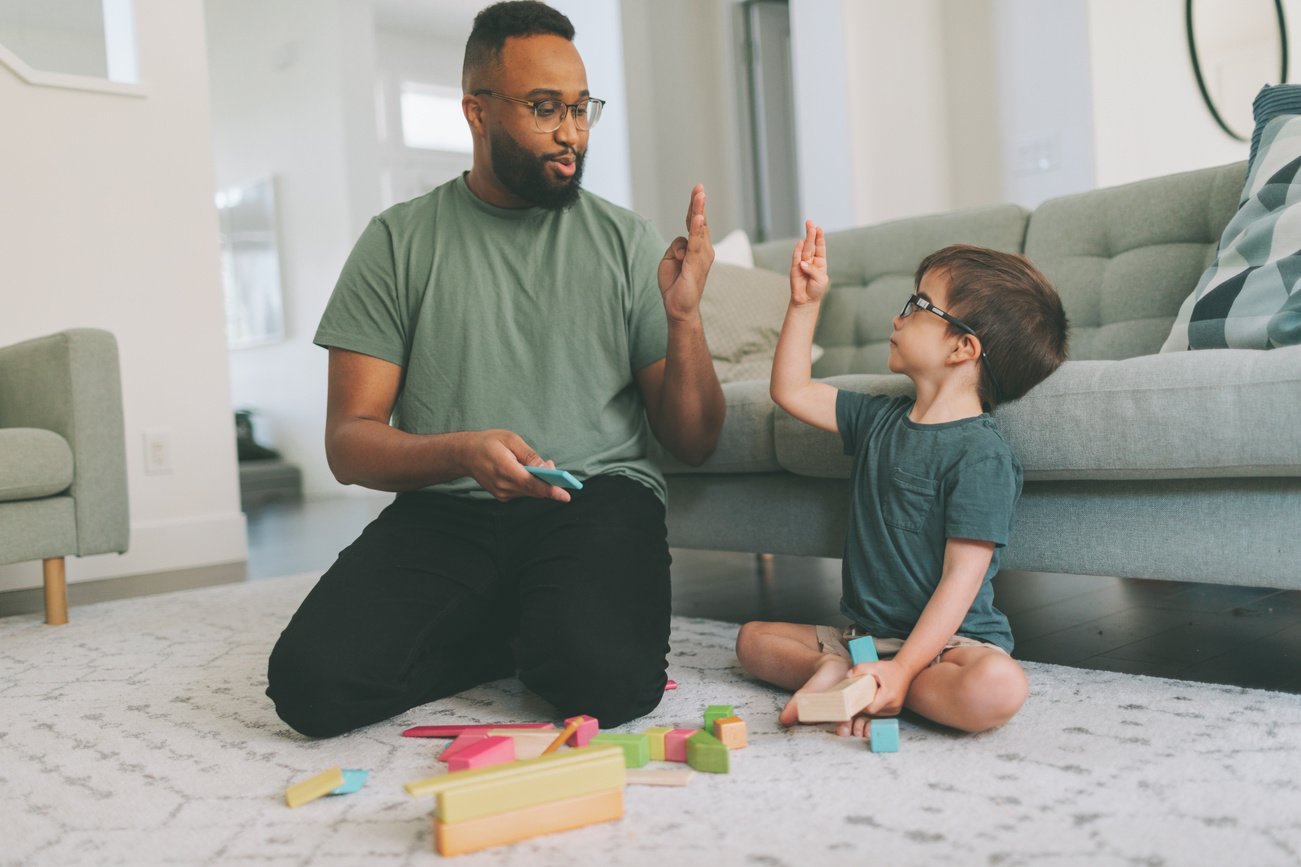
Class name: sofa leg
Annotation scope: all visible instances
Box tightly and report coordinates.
[43,557,68,626]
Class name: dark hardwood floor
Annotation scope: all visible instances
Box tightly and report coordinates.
[245,496,1301,695]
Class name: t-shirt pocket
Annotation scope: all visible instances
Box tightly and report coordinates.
[884,467,938,532]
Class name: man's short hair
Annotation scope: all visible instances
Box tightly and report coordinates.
[463,1,576,92]
[914,245,1069,408]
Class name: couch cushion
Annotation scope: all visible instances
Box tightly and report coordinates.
[770,348,1301,481]
[1163,115,1301,351]
[0,428,74,502]
[753,205,1029,378]
[653,379,780,474]
[1024,162,1245,360]
[699,262,790,383]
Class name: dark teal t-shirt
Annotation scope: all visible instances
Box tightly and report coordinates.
[836,390,1020,651]
[315,175,670,501]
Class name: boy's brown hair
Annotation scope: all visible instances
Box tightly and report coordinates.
[914,244,1069,408]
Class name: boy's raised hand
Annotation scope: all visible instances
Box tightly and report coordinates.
[789,220,829,306]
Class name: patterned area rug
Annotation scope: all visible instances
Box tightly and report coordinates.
[3,573,1301,866]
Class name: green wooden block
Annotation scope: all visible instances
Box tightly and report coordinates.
[686,730,730,773]
[590,732,650,768]
[703,704,734,731]
[848,635,878,665]
[869,718,899,753]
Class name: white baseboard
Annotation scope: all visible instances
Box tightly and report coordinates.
[0,511,248,593]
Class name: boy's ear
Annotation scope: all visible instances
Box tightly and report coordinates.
[948,332,982,366]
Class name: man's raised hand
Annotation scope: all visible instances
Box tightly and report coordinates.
[657,184,714,322]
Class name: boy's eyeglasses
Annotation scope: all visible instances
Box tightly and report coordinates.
[899,294,1003,403]
[471,90,605,132]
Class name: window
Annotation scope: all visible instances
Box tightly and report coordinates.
[399,81,473,154]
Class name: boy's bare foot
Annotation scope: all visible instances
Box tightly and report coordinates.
[779,653,851,726]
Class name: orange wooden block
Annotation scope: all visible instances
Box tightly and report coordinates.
[713,715,747,749]
[434,787,624,856]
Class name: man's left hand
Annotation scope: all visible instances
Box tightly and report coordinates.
[658,184,714,322]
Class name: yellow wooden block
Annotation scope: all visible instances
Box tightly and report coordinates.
[642,726,673,761]
[796,674,877,722]
[713,716,748,749]
[405,744,627,823]
[486,729,558,759]
[434,787,624,856]
[284,767,344,808]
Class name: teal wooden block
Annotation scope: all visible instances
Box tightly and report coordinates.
[590,732,650,768]
[703,704,734,731]
[869,718,899,753]
[848,635,878,665]
[686,730,730,773]
[330,769,369,795]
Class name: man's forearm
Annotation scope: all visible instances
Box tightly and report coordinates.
[655,313,725,465]
[326,419,474,492]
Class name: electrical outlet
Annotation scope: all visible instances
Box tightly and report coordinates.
[143,430,173,475]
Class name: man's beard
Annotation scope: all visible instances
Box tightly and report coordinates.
[490,128,585,211]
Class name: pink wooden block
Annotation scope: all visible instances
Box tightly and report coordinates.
[402,723,555,738]
[664,679,678,691]
[438,732,488,763]
[664,728,698,763]
[565,715,600,747]
[445,735,515,771]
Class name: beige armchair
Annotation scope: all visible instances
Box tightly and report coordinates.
[0,329,130,623]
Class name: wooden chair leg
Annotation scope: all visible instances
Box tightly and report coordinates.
[43,557,68,625]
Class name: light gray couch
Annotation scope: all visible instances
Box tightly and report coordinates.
[660,161,1301,589]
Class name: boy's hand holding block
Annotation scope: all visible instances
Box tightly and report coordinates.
[795,674,877,723]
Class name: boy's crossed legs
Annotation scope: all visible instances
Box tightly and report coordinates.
[735,621,1028,737]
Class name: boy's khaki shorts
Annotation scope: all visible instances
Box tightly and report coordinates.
[815,624,1008,668]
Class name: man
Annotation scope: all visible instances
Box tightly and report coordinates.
[265,1,725,738]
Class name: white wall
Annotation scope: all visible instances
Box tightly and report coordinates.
[207,0,371,501]
[0,0,246,592]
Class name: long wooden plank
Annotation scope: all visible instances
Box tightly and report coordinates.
[405,744,627,823]
[434,787,624,856]
[284,767,344,808]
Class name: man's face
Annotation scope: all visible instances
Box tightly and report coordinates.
[481,34,590,210]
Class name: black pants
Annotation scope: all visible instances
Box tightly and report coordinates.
[265,475,672,738]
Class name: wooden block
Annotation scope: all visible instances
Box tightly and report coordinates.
[446,735,515,772]
[848,635,878,665]
[664,728,697,763]
[703,704,734,731]
[487,729,559,760]
[564,714,600,747]
[402,723,554,738]
[590,733,650,768]
[438,732,488,762]
[434,787,623,856]
[643,726,673,761]
[713,715,747,749]
[543,717,585,755]
[686,730,729,774]
[625,768,695,787]
[869,718,900,753]
[285,767,345,808]
[664,679,678,690]
[330,769,369,795]
[795,674,877,723]
[405,744,627,823]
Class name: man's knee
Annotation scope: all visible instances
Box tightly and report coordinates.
[266,632,364,739]
[520,639,667,727]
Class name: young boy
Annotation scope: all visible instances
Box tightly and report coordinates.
[735,223,1069,738]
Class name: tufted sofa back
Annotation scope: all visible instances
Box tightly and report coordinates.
[751,161,1247,374]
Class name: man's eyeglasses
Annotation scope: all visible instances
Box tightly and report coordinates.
[899,294,1003,403]
[472,90,605,132]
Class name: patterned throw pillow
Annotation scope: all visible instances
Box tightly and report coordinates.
[699,263,790,382]
[1162,97,1301,351]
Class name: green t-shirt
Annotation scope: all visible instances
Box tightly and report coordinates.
[836,391,1020,652]
[315,175,670,501]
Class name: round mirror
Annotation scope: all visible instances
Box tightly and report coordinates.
[1187,0,1289,141]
